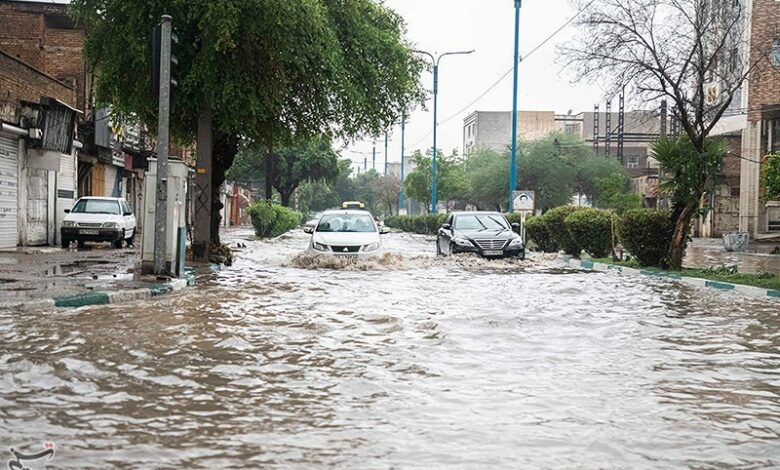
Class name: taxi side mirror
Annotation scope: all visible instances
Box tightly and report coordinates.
[303,226,314,234]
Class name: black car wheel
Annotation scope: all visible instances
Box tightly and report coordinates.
[61,238,71,249]
[126,229,135,247]
[436,237,443,256]
[113,230,125,249]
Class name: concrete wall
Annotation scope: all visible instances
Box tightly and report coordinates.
[0,52,76,123]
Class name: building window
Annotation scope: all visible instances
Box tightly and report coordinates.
[565,123,578,134]
[771,120,780,153]
[627,155,640,169]
[772,40,780,67]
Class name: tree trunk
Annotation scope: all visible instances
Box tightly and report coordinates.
[265,148,275,201]
[210,133,240,245]
[667,201,697,270]
[280,189,292,207]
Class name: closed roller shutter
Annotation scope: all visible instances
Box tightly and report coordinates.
[0,135,19,249]
[27,168,48,245]
[57,152,76,243]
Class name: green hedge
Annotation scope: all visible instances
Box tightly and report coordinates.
[544,205,586,257]
[524,216,558,253]
[384,214,446,235]
[247,201,303,238]
[564,208,613,258]
[616,209,672,267]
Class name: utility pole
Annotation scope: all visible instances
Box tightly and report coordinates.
[605,100,612,158]
[384,131,389,176]
[364,157,367,172]
[593,104,600,153]
[412,48,475,214]
[508,0,522,212]
[400,117,405,212]
[372,143,376,171]
[617,86,625,163]
[153,15,173,276]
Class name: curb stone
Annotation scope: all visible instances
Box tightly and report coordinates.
[0,274,196,312]
[564,258,780,300]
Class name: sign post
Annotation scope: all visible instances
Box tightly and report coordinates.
[512,190,534,242]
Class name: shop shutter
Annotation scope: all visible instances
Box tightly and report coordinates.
[0,135,19,249]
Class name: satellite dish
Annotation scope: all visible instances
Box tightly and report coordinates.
[567,109,573,115]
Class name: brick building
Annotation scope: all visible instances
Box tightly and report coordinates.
[0,49,79,248]
[738,0,780,237]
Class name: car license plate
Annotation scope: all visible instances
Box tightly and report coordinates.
[483,250,503,256]
[80,229,98,235]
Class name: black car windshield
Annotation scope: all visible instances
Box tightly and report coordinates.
[454,214,508,231]
[317,214,376,233]
[71,199,121,215]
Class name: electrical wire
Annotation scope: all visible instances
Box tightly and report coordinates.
[405,0,597,151]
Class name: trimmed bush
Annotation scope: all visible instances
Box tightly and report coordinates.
[247,201,303,238]
[616,209,672,267]
[544,205,585,257]
[564,208,613,258]
[382,214,446,235]
[524,215,558,253]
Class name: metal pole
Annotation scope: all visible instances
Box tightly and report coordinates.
[372,144,376,171]
[364,157,367,172]
[508,0,522,212]
[384,131,389,176]
[400,118,405,211]
[431,63,439,214]
[153,14,172,276]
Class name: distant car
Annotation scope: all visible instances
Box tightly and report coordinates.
[437,211,525,259]
[61,197,137,249]
[304,209,390,258]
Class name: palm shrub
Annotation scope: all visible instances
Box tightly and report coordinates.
[616,209,673,267]
[564,208,613,258]
[544,205,585,257]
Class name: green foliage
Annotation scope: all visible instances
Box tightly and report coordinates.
[71,0,424,145]
[516,134,579,211]
[652,136,726,209]
[247,201,303,238]
[383,214,445,235]
[465,148,508,211]
[564,208,613,258]
[403,149,471,210]
[544,205,585,257]
[616,209,673,267]
[524,215,558,253]
[762,153,780,200]
[594,172,642,214]
[228,136,340,206]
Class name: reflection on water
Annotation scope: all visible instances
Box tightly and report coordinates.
[0,230,778,469]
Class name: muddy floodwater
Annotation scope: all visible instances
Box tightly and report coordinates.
[1,229,779,469]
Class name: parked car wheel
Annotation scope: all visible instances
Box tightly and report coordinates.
[61,238,71,249]
[114,230,125,249]
[436,237,443,256]
[126,229,135,247]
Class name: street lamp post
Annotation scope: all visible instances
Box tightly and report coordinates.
[413,49,475,214]
[508,0,522,212]
[384,131,389,176]
[400,117,406,212]
[372,143,376,171]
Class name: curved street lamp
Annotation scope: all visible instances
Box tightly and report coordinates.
[412,49,475,214]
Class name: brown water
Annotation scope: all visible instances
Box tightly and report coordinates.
[1,230,779,469]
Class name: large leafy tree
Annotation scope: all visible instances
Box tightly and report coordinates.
[465,148,509,211]
[403,149,470,212]
[71,0,424,248]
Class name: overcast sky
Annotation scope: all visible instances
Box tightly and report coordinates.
[345,0,605,172]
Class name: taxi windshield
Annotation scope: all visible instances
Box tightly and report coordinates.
[317,214,376,233]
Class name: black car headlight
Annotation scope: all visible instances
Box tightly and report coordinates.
[452,237,473,247]
[508,238,524,247]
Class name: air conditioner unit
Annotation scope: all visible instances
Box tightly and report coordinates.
[28,128,43,139]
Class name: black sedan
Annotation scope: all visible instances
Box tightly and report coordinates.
[436,212,525,259]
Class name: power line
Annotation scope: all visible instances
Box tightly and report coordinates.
[406,0,596,151]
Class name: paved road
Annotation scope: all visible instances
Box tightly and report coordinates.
[0,229,778,469]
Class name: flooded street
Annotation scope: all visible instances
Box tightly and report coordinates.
[1,230,779,469]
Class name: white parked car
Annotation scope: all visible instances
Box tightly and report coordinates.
[304,209,389,258]
[61,197,137,249]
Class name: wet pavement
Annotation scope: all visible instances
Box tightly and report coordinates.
[684,238,780,275]
[0,245,141,301]
[0,228,778,469]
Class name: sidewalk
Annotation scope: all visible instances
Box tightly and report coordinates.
[684,238,780,275]
[0,245,194,310]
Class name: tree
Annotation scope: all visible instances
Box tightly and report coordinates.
[595,173,642,214]
[71,0,424,253]
[228,136,340,207]
[516,135,578,212]
[403,149,470,212]
[373,175,401,216]
[353,170,381,214]
[465,148,509,211]
[562,0,767,268]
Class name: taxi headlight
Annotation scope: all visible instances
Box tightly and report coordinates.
[362,242,380,252]
[101,222,118,228]
[63,220,76,228]
[312,242,329,252]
